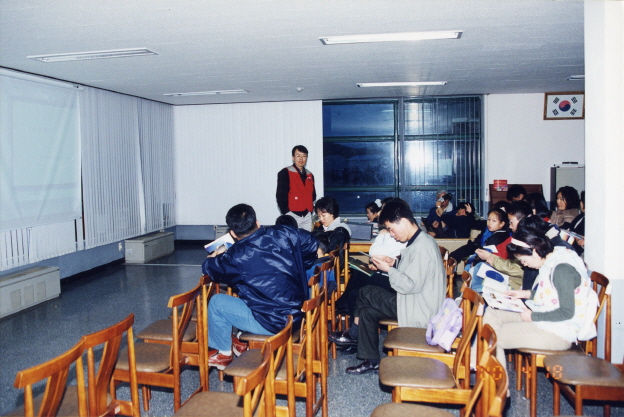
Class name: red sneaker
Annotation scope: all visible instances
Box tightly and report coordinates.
[232,336,248,357]
[208,351,233,370]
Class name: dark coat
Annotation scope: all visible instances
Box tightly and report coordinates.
[202,225,318,333]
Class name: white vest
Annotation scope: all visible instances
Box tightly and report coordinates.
[525,247,597,343]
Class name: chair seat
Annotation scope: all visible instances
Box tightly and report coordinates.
[4,385,81,417]
[239,328,300,344]
[543,354,624,387]
[117,342,171,373]
[173,391,244,416]
[136,319,197,342]
[517,343,584,356]
[379,356,456,389]
[224,349,264,378]
[383,327,445,353]
[371,402,455,417]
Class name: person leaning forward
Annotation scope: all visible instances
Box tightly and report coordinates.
[276,145,316,231]
[332,198,445,374]
[202,203,318,370]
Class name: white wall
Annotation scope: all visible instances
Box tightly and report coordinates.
[484,93,585,201]
[174,101,323,226]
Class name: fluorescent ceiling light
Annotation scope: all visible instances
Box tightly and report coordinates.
[163,89,248,97]
[357,82,447,87]
[319,31,462,45]
[28,48,157,62]
[567,75,585,81]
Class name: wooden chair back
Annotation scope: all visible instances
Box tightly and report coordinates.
[479,347,508,417]
[585,271,611,358]
[82,314,140,417]
[13,341,87,417]
[236,348,273,417]
[263,315,294,417]
[308,270,321,298]
[276,290,328,417]
[454,288,485,389]
[445,257,457,298]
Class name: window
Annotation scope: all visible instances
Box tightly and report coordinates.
[323,97,482,216]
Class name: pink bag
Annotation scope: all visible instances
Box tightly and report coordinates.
[426,298,463,351]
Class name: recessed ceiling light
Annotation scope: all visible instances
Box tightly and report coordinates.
[357,82,447,88]
[567,75,585,81]
[319,31,462,45]
[28,48,157,62]
[163,89,248,97]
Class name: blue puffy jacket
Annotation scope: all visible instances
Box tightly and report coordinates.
[202,225,318,333]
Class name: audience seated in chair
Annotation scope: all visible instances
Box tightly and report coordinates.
[202,203,319,370]
[329,198,445,375]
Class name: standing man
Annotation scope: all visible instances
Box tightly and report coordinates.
[202,203,318,369]
[277,145,316,230]
[331,199,445,374]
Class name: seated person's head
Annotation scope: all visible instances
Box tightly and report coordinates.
[507,226,554,268]
[365,200,381,222]
[455,202,473,216]
[226,204,259,240]
[556,186,580,211]
[516,215,550,235]
[507,200,533,232]
[378,199,417,242]
[487,208,508,232]
[313,231,331,256]
[436,190,453,209]
[506,184,527,202]
[275,214,298,228]
[525,192,550,219]
[493,200,510,213]
[315,196,340,227]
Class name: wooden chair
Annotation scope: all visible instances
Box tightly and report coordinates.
[371,348,508,417]
[317,255,341,359]
[11,340,87,417]
[516,271,611,417]
[136,275,215,392]
[225,316,295,417]
[82,314,140,417]
[545,272,621,416]
[383,287,484,376]
[111,282,202,412]
[379,316,496,411]
[280,290,328,417]
[172,346,273,417]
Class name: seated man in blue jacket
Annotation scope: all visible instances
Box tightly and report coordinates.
[202,203,319,369]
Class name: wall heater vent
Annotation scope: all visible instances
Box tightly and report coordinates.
[125,232,174,263]
[0,266,60,318]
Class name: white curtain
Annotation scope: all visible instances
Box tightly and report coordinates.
[0,70,81,232]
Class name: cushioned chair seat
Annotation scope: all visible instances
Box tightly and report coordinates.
[136,319,197,342]
[517,343,584,356]
[371,402,455,417]
[173,391,245,416]
[116,342,171,373]
[383,327,445,353]
[224,349,298,382]
[379,356,456,389]
[544,354,624,387]
[223,349,264,378]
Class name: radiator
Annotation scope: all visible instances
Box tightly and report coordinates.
[0,266,61,318]
[125,232,175,263]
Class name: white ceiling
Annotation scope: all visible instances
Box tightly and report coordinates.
[0,0,585,105]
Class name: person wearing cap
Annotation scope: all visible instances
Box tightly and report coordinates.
[276,145,316,231]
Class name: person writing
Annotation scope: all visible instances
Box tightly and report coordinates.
[276,145,316,230]
[202,204,318,369]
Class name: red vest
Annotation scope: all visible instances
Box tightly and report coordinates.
[287,166,314,212]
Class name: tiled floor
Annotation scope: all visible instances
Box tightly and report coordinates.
[1,241,622,416]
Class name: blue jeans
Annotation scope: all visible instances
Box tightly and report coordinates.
[208,294,273,352]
